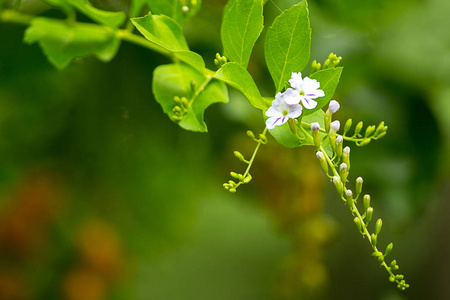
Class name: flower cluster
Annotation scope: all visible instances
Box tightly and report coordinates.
[265,72,325,129]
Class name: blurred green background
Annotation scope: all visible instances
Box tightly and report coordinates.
[0,0,449,299]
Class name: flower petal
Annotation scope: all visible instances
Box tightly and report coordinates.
[288,72,303,89]
[287,104,303,119]
[283,88,301,105]
[265,105,282,117]
[301,98,318,110]
[266,116,288,129]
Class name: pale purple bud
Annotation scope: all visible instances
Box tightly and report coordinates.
[316,151,324,160]
[330,120,340,132]
[311,122,320,132]
[336,135,343,144]
[328,100,340,114]
[343,146,350,155]
[340,162,348,171]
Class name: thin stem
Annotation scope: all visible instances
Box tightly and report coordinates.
[0,9,33,25]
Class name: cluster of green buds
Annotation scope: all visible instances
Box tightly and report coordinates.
[172,95,189,122]
[180,0,198,15]
[311,101,408,289]
[214,53,228,68]
[343,119,388,146]
[223,129,267,193]
[310,53,342,74]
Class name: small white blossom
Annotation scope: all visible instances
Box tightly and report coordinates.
[343,146,350,155]
[311,122,320,132]
[285,72,325,109]
[340,162,348,171]
[265,92,303,130]
[328,100,340,113]
[336,135,343,144]
[330,120,340,131]
[316,151,324,160]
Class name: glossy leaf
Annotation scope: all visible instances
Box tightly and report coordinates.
[214,62,267,110]
[303,67,343,116]
[132,13,205,72]
[24,18,120,69]
[221,0,264,68]
[66,0,126,28]
[265,0,311,93]
[153,63,228,132]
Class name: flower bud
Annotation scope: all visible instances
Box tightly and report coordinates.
[243,174,252,183]
[316,151,328,174]
[363,194,371,211]
[355,177,363,195]
[354,217,362,232]
[310,60,321,74]
[346,189,354,208]
[344,119,352,134]
[365,125,376,137]
[339,163,348,183]
[259,134,268,144]
[371,233,378,246]
[377,132,387,139]
[335,135,343,159]
[246,130,256,140]
[390,260,397,269]
[354,121,363,135]
[328,100,340,114]
[375,121,385,135]
[181,97,189,107]
[343,146,350,170]
[375,219,383,235]
[230,172,239,179]
[378,255,385,264]
[173,96,182,105]
[366,207,373,224]
[333,176,344,197]
[385,243,393,256]
[359,139,371,146]
[288,118,298,135]
[311,122,321,148]
[234,151,246,162]
[330,120,340,132]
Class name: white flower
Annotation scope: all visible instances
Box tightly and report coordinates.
[285,72,325,109]
[330,120,340,131]
[265,92,303,130]
[328,100,340,113]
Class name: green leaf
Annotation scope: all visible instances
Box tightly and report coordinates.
[221,0,264,68]
[24,18,120,69]
[265,0,311,93]
[66,0,126,28]
[132,13,205,72]
[153,63,228,132]
[303,67,343,116]
[213,62,267,110]
[145,0,202,26]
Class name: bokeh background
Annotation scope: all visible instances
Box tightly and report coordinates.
[0,0,449,299]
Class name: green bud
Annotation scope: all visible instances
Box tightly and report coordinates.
[339,163,348,183]
[333,176,344,197]
[354,121,363,136]
[310,60,321,74]
[395,274,404,280]
[355,177,363,196]
[378,255,385,264]
[220,56,228,65]
[371,233,378,246]
[237,174,245,182]
[385,243,393,256]
[365,125,376,137]
[359,139,371,146]
[366,207,373,224]
[390,260,397,269]
[173,106,182,113]
[375,121,385,135]
[215,53,221,60]
[243,174,252,183]
[353,217,362,232]
[230,172,239,179]
[288,118,298,135]
[172,115,183,122]
[343,146,350,170]
[181,97,189,107]
[335,135,343,159]
[325,112,332,132]
[229,188,236,193]
[214,59,220,68]
[372,250,382,257]
[344,119,352,134]
[191,0,197,6]
[375,219,383,235]
[190,80,196,92]
[377,132,387,139]
[389,275,395,282]
[259,134,268,144]
[234,151,246,162]
[363,194,371,211]
[173,96,182,105]
[246,130,256,140]
[346,189,354,208]
[316,151,328,174]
